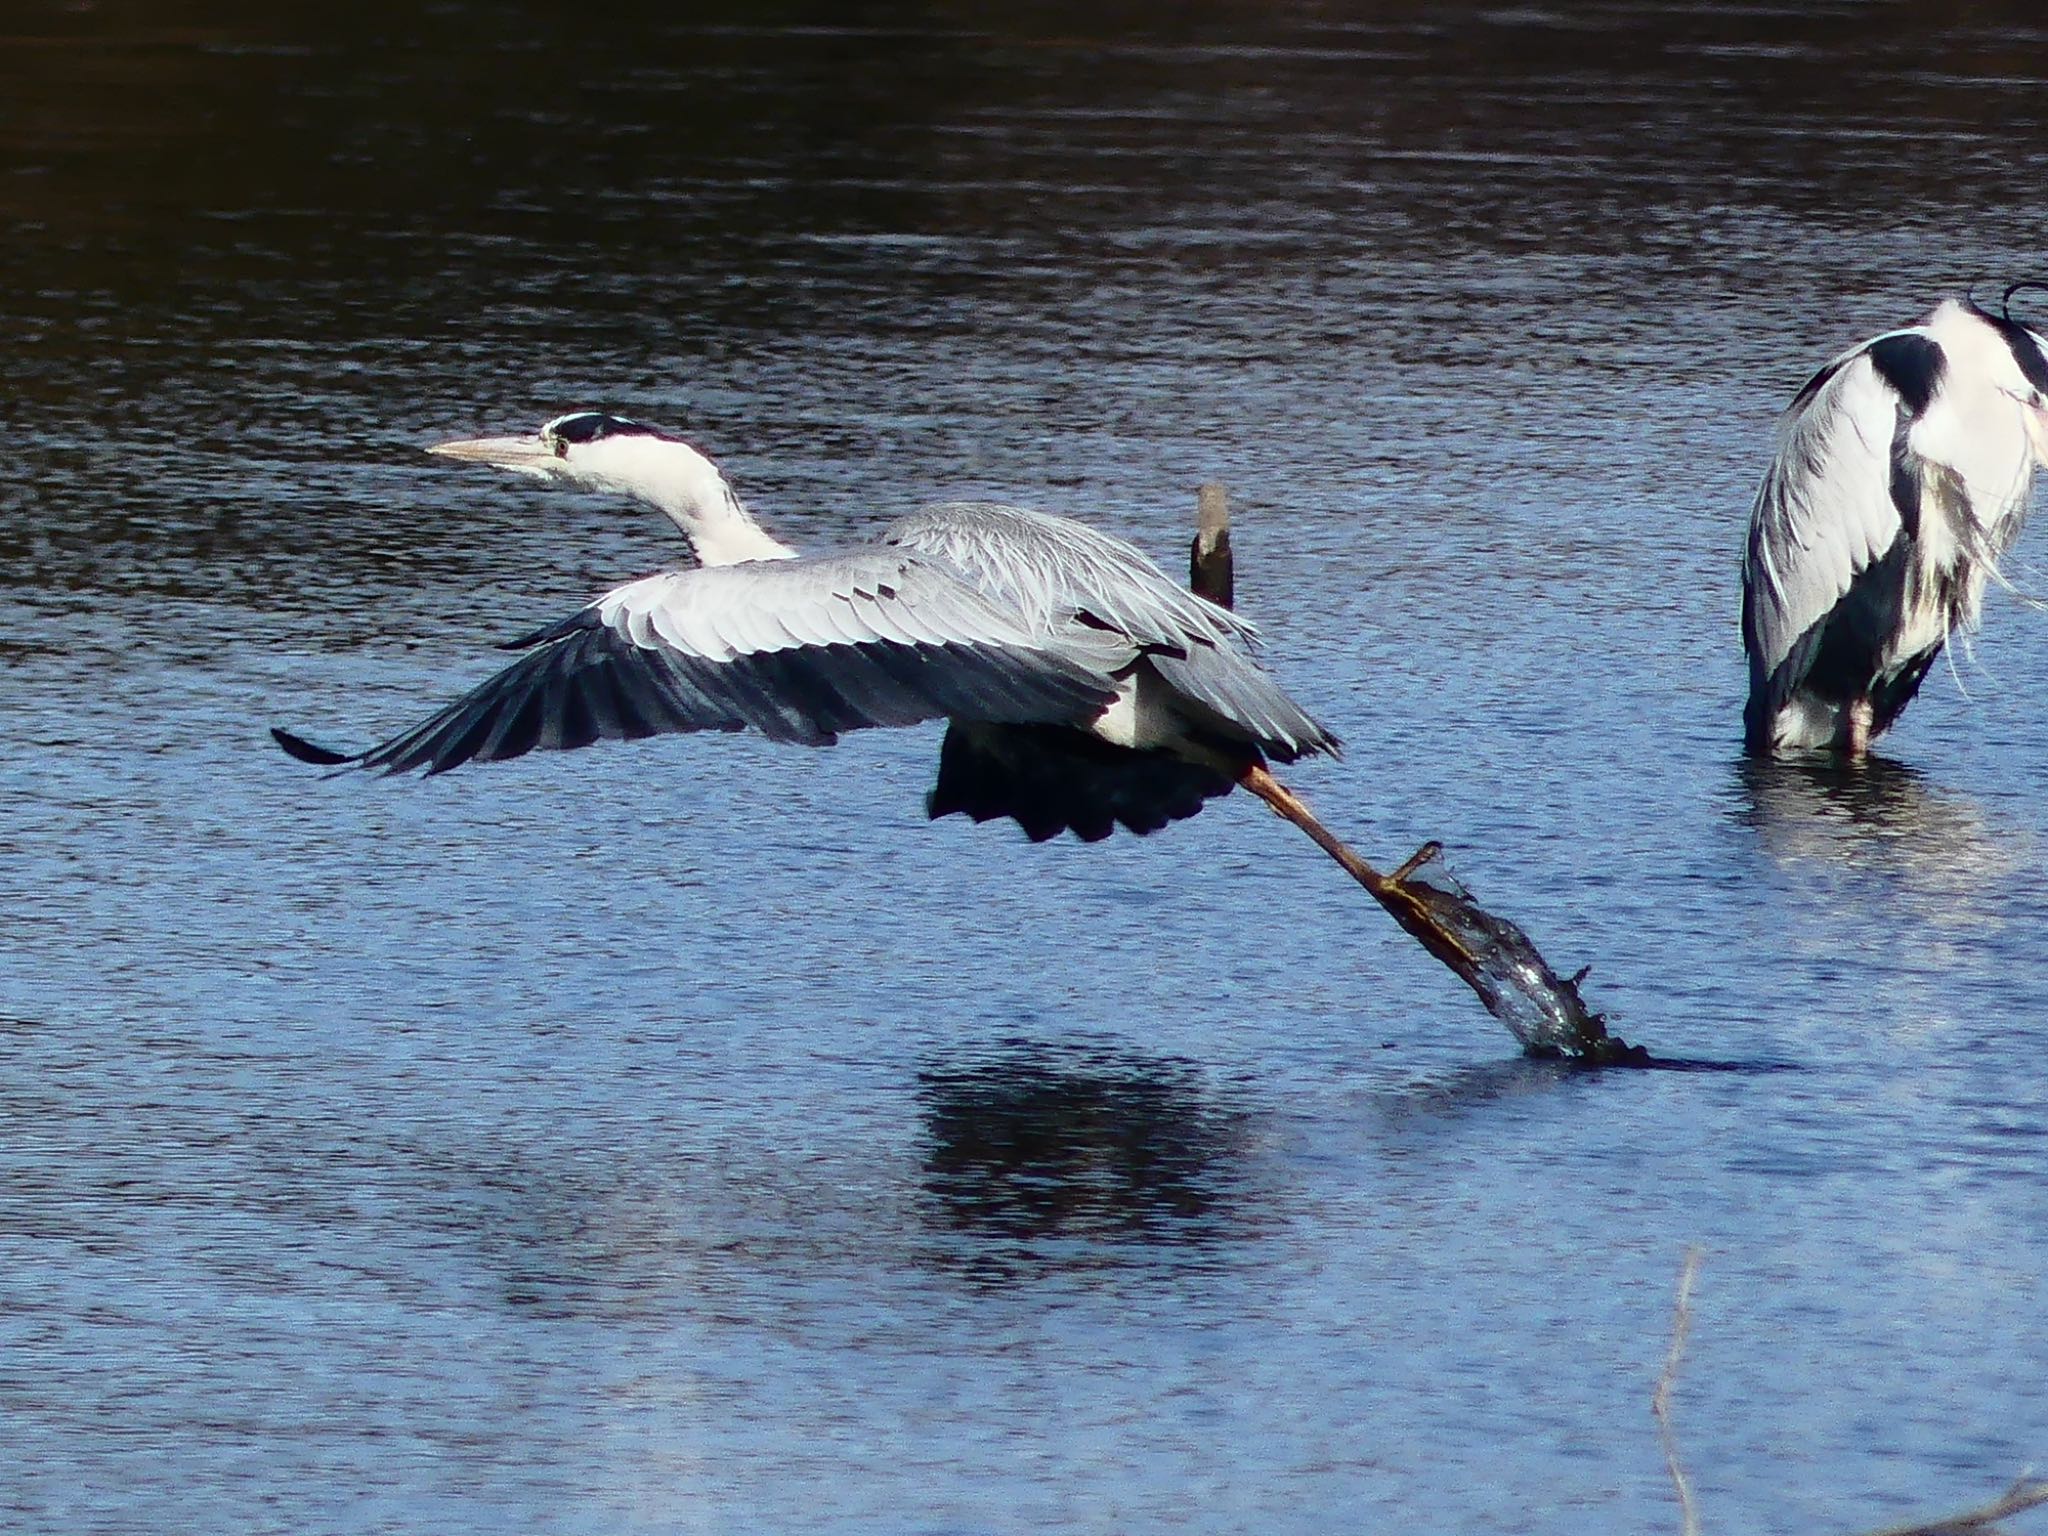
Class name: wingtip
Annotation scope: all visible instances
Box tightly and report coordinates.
[271,726,354,767]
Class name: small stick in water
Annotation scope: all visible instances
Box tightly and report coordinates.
[1654,1246,1705,1536]
[1190,482,1234,610]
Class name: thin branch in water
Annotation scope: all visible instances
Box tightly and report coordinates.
[1643,1242,2045,1536]
[1189,481,1234,609]
[1851,1474,2048,1536]
[1655,1245,1705,1536]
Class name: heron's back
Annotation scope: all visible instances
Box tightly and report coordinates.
[885,500,1335,762]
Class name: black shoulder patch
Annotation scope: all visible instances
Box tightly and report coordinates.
[1865,334,1945,417]
[543,411,659,446]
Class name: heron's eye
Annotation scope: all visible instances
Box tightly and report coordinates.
[548,433,568,458]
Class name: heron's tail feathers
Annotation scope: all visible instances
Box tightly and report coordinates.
[927,722,1237,842]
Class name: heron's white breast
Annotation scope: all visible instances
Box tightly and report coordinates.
[1086,667,1183,751]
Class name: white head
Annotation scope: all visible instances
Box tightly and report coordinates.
[1933,295,2048,467]
[428,411,796,566]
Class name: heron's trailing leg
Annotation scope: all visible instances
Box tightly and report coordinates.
[1236,763,1644,1062]
[1237,764,1480,973]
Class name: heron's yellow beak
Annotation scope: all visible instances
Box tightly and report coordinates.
[427,435,558,474]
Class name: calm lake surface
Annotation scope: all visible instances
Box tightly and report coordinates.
[7,3,2048,1531]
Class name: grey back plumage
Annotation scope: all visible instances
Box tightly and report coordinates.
[887,501,1258,647]
[890,502,1336,762]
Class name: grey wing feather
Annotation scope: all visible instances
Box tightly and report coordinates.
[281,550,1121,775]
[1742,341,1919,716]
[887,501,1336,759]
[1148,646,1335,761]
[885,502,1259,649]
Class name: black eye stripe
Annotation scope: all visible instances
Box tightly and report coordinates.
[543,411,660,447]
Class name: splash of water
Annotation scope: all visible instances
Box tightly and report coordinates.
[1387,843,1645,1065]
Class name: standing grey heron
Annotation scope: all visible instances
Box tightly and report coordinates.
[1743,292,2048,757]
[273,411,1337,843]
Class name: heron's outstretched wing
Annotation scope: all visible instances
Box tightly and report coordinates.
[273,550,1124,775]
[887,501,1337,760]
[1742,329,1944,728]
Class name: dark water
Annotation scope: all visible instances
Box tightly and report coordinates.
[7,3,2048,1531]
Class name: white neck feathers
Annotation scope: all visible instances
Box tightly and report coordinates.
[581,436,797,567]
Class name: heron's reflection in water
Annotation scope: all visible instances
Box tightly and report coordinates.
[1734,754,2028,929]
[916,1042,1260,1276]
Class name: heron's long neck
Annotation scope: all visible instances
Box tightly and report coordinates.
[638,448,797,566]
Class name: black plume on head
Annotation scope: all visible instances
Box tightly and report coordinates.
[1963,281,2048,394]
[542,411,664,449]
[2001,280,2048,325]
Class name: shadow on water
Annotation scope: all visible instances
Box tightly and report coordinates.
[1731,752,2028,909]
[914,1040,1260,1281]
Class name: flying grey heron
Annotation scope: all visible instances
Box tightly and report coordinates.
[272,411,1338,843]
[1742,291,2048,757]
[274,411,1628,1051]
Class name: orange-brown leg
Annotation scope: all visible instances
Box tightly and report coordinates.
[1236,763,1479,971]
[1845,698,1873,759]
